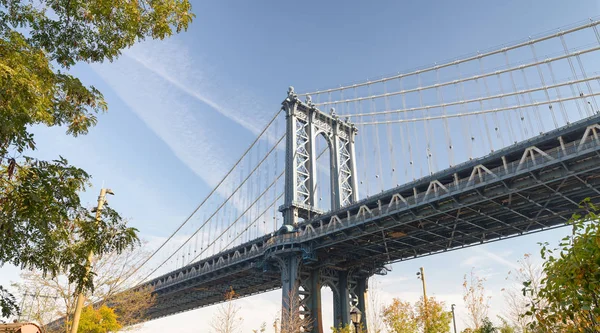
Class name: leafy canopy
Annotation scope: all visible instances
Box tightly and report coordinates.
[78,305,121,333]
[523,198,600,332]
[0,0,194,318]
[382,297,451,333]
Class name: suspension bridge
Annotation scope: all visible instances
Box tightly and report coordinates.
[119,19,600,332]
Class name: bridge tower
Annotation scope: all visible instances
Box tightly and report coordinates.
[280,86,359,226]
[276,87,364,333]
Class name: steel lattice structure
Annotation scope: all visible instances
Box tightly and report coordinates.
[48,18,600,333]
[144,109,600,332]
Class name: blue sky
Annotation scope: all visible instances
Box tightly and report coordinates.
[3,0,600,332]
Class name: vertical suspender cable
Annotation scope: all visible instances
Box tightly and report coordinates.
[529,40,559,129]
[519,67,544,134]
[383,81,398,186]
[503,51,528,140]
[370,85,384,191]
[478,56,504,149]
[559,33,587,118]
[359,98,370,196]
[574,53,599,114]
[546,61,570,125]
[400,78,415,181]
[494,73,516,144]
[436,66,454,167]
[396,78,408,185]
[455,64,474,160]
[417,73,433,175]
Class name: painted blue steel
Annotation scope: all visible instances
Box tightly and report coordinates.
[143,114,600,319]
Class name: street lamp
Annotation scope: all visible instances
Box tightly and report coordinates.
[451,304,457,333]
[350,306,362,333]
[417,267,428,331]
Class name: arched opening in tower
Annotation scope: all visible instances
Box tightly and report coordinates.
[314,133,333,212]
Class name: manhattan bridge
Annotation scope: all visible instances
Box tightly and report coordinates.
[121,19,600,332]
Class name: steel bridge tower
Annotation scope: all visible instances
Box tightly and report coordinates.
[276,87,367,333]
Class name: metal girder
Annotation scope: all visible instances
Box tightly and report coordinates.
[129,113,600,324]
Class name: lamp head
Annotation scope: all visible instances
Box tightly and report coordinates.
[350,306,362,324]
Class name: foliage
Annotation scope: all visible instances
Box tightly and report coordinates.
[210,287,243,333]
[523,199,600,332]
[382,297,451,333]
[461,317,516,333]
[463,269,491,330]
[496,317,516,333]
[0,0,194,318]
[382,298,418,333]
[14,245,155,332]
[415,297,452,333]
[0,286,18,320]
[501,253,545,331]
[478,318,497,333]
[331,323,365,333]
[279,286,313,333]
[331,324,367,333]
[107,285,156,329]
[331,324,353,333]
[78,305,121,333]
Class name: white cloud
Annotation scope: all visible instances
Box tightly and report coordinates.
[124,39,272,136]
[480,248,519,270]
[92,57,231,189]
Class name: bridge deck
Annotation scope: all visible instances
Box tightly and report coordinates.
[145,114,600,319]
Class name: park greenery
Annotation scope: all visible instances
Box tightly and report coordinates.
[373,199,600,333]
[0,0,194,321]
[522,198,600,332]
[13,246,155,333]
[77,305,120,333]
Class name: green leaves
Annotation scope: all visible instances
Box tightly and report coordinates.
[0,0,194,319]
[522,198,600,331]
[2,0,195,68]
[1,157,139,295]
[0,286,18,320]
[382,297,452,333]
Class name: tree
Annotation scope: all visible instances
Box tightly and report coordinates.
[523,199,600,332]
[382,298,418,333]
[78,305,121,333]
[382,297,451,333]
[367,278,385,333]
[279,287,313,333]
[0,0,194,318]
[501,254,545,331]
[0,286,17,320]
[13,245,155,332]
[496,316,516,333]
[415,297,452,333]
[463,270,490,330]
[210,287,243,333]
[478,318,496,333]
[252,322,266,333]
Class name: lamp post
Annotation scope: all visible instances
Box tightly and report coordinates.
[350,306,362,333]
[451,304,457,333]
[417,267,428,330]
[70,188,113,333]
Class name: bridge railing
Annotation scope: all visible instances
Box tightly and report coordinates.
[290,129,600,243]
[151,124,600,291]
